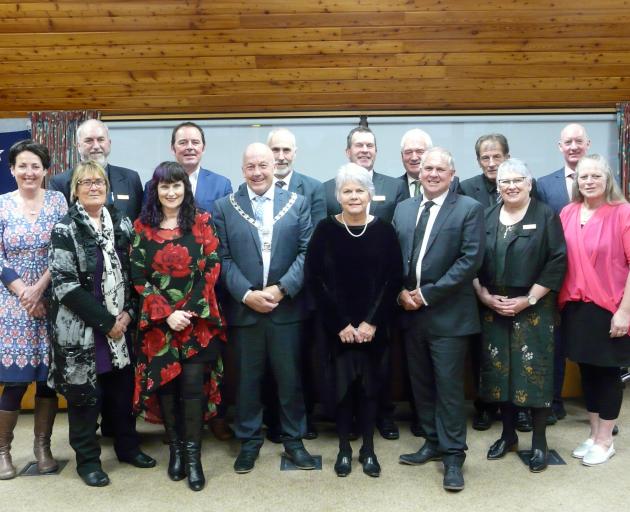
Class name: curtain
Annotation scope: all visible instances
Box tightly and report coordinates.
[29,110,100,183]
[617,102,630,199]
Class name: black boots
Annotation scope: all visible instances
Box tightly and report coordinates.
[158,393,185,481]
[182,398,205,492]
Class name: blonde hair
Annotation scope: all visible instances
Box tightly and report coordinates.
[70,160,109,202]
[572,154,627,204]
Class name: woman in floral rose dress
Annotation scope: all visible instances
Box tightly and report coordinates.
[130,161,226,492]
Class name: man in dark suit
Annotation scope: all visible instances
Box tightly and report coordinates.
[537,122,591,423]
[169,121,232,214]
[49,119,143,219]
[399,128,433,199]
[394,147,484,492]
[213,143,316,474]
[324,126,407,440]
[263,128,326,441]
[324,126,406,224]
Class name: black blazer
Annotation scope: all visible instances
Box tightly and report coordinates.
[458,173,539,208]
[478,198,567,292]
[324,170,406,224]
[392,191,485,337]
[49,163,144,220]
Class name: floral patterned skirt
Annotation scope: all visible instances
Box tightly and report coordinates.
[479,288,557,408]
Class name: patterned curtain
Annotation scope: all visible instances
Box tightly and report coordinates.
[29,110,100,184]
[617,102,630,199]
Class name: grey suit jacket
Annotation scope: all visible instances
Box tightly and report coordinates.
[392,191,485,337]
[536,168,570,214]
[324,170,406,224]
[49,163,143,220]
[289,171,327,228]
[213,183,313,327]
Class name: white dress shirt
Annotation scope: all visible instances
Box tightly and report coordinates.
[273,170,293,190]
[248,185,274,287]
[188,167,201,197]
[406,174,422,197]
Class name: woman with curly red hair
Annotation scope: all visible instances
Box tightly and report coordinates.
[130,161,226,491]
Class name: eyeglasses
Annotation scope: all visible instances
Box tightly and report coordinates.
[77,178,106,188]
[498,177,528,187]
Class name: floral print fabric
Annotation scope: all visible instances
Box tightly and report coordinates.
[130,212,226,423]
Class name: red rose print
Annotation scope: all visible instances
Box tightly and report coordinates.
[152,243,192,278]
[134,219,165,243]
[194,320,211,348]
[192,213,218,255]
[143,294,172,321]
[142,328,166,361]
[160,362,181,384]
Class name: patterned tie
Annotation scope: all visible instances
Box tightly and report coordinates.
[275,180,286,189]
[253,195,267,225]
[412,180,421,197]
[406,200,435,289]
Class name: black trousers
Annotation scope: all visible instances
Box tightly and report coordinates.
[66,366,140,476]
[232,318,306,450]
[404,320,468,466]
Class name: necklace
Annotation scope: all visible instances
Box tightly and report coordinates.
[340,212,368,238]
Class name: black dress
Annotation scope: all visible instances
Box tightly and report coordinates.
[305,215,403,405]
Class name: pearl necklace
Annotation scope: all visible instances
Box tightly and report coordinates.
[340,212,368,238]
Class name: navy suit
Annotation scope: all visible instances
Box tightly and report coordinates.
[324,171,406,224]
[393,191,484,464]
[536,167,572,408]
[213,184,313,448]
[49,164,143,220]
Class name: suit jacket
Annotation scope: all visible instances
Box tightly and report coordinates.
[392,191,485,337]
[213,183,313,327]
[49,163,143,220]
[400,173,461,201]
[478,198,567,292]
[145,167,232,215]
[324,171,406,224]
[458,174,539,209]
[536,168,570,214]
[289,171,327,228]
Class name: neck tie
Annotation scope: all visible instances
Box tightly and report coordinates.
[275,180,286,189]
[253,195,266,225]
[412,180,421,197]
[406,200,434,289]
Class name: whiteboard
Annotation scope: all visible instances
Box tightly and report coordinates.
[107,113,618,186]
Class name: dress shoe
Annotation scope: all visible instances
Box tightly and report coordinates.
[334,452,352,477]
[552,402,567,420]
[209,417,234,441]
[443,465,464,492]
[80,469,110,487]
[612,424,619,436]
[472,409,493,431]
[486,437,518,460]
[358,452,381,477]
[572,438,594,459]
[546,411,558,426]
[234,450,259,474]
[582,443,615,466]
[410,421,424,437]
[304,418,318,440]
[516,410,533,432]
[120,451,157,469]
[266,427,284,444]
[377,418,399,440]
[284,446,316,470]
[399,443,442,465]
[529,448,548,472]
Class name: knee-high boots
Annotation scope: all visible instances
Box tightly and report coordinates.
[183,398,205,492]
[158,393,185,482]
[0,410,19,480]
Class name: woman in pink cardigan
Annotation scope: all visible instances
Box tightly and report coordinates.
[559,154,630,467]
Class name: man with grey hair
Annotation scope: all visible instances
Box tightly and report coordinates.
[49,119,143,219]
[399,128,433,199]
[537,122,591,425]
[394,147,484,492]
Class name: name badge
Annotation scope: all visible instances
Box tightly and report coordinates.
[523,224,537,230]
[373,195,386,202]
[117,194,130,200]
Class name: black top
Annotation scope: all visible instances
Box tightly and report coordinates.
[305,215,403,339]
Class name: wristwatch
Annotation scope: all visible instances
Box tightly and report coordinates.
[527,295,538,306]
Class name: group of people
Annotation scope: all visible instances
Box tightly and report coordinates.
[0,118,627,494]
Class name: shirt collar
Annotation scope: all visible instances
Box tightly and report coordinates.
[273,170,293,188]
[407,174,420,186]
[422,188,449,207]
[247,184,275,202]
[564,165,576,178]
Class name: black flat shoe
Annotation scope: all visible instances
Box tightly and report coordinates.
[304,418,319,440]
[399,443,441,465]
[334,452,352,477]
[120,451,157,469]
[377,418,399,440]
[529,448,548,473]
[443,465,464,492]
[80,469,110,487]
[359,452,381,477]
[487,438,518,460]
[472,409,493,431]
[234,450,259,474]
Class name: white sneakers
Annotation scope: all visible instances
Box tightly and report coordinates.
[571,438,594,459]
[581,443,615,466]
